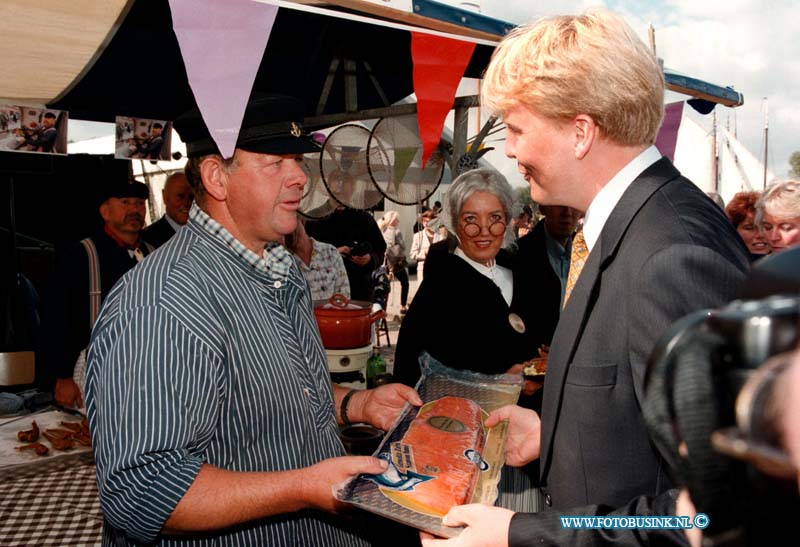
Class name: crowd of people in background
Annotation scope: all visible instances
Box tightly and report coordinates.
[32,157,800,413]
[719,180,800,260]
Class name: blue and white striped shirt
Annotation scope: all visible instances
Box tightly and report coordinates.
[86,204,368,546]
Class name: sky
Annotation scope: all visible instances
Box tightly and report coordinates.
[479,0,799,181]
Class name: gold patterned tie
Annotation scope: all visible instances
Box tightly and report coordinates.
[563,227,588,308]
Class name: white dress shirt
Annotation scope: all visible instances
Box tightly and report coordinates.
[164,213,182,233]
[454,247,514,306]
[582,145,662,252]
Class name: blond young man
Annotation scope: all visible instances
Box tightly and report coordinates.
[423,9,749,547]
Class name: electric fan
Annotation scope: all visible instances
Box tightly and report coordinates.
[318,124,387,211]
[366,114,445,205]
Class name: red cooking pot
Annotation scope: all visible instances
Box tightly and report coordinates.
[313,294,385,349]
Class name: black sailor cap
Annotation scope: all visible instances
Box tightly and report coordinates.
[173,93,321,158]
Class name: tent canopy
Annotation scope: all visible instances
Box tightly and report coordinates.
[1,0,502,122]
[0,0,743,126]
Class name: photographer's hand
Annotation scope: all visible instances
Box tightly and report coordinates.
[337,245,351,257]
[350,254,371,267]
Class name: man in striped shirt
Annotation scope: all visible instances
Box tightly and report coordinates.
[86,94,421,546]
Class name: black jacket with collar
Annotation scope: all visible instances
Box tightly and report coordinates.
[36,229,153,389]
[393,238,547,388]
[510,158,749,546]
[142,215,177,249]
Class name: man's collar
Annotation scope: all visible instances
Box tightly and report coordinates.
[582,145,662,252]
[164,213,182,232]
[188,203,295,279]
[543,224,569,255]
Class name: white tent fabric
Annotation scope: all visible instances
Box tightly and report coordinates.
[0,0,501,108]
[719,127,775,202]
[673,108,774,205]
[674,115,715,194]
[0,0,130,104]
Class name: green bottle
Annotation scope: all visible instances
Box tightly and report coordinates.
[366,347,386,389]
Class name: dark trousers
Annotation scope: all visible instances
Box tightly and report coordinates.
[393,267,409,307]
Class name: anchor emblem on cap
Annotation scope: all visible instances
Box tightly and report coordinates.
[290,122,302,137]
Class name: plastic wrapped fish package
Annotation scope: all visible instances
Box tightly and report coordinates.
[335,352,522,538]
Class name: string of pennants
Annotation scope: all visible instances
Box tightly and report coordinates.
[169,0,479,163]
[0,0,720,167]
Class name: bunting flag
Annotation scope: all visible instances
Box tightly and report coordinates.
[411,32,475,167]
[169,0,278,158]
[393,147,417,192]
[655,101,684,162]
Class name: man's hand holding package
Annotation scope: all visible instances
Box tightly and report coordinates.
[301,456,389,513]
[420,505,514,547]
[347,383,423,431]
[485,405,541,466]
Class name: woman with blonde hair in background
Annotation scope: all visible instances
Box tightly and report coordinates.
[379,210,410,314]
[755,180,800,253]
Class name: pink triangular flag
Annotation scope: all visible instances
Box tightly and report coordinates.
[655,101,684,161]
[411,32,475,167]
[169,0,279,158]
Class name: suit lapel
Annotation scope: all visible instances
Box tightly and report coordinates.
[539,158,681,480]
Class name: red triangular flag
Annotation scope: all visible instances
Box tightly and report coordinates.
[411,32,476,167]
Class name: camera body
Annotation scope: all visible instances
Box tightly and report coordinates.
[644,249,800,544]
[348,240,372,257]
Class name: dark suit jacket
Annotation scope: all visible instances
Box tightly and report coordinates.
[514,221,564,353]
[509,158,750,546]
[142,216,176,249]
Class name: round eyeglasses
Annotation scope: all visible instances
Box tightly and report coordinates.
[462,220,507,237]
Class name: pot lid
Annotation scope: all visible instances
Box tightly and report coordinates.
[313,293,373,310]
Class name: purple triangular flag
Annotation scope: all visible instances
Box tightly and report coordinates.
[169,0,278,158]
[655,101,684,162]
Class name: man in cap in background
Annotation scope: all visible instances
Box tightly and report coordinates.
[304,170,386,302]
[36,178,152,408]
[85,94,420,547]
[141,172,194,248]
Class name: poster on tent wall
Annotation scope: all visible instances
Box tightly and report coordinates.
[0,104,68,155]
[115,116,172,161]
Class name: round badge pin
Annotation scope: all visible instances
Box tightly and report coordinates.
[508,312,526,334]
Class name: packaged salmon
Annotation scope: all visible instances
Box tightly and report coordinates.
[335,352,522,538]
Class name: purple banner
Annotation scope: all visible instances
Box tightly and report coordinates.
[655,101,684,161]
[169,0,278,158]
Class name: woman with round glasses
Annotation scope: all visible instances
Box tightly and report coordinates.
[394,168,541,386]
[392,168,545,511]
